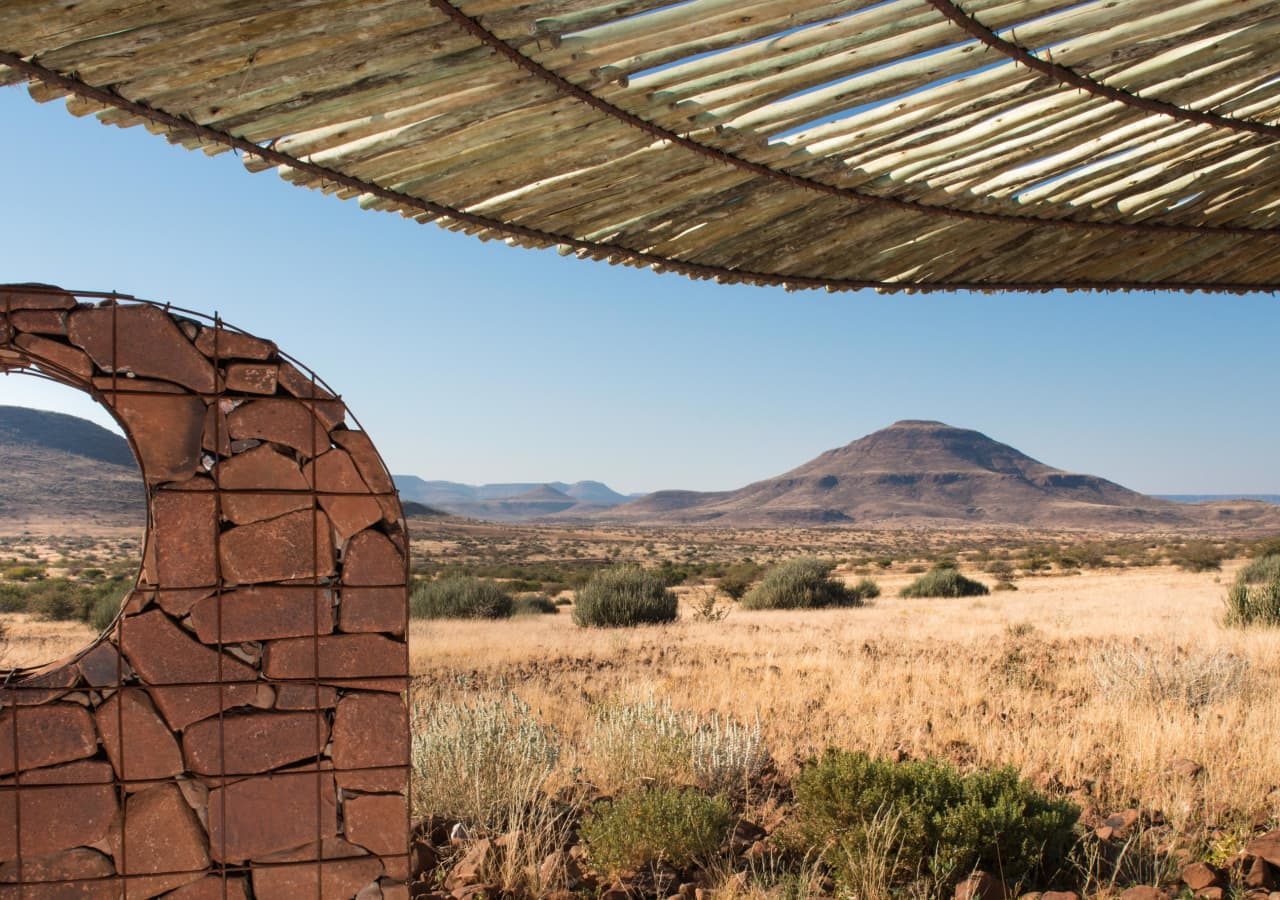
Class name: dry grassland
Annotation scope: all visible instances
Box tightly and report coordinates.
[412,561,1280,847]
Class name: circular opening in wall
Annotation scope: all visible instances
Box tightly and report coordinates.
[0,360,146,671]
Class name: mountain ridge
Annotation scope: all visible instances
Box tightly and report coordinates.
[589,420,1279,529]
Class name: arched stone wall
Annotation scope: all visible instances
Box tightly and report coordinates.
[0,284,409,899]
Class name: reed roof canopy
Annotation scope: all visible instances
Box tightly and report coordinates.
[3,0,1280,293]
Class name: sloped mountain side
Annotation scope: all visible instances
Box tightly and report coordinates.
[0,406,143,528]
[593,421,1280,530]
[394,475,633,521]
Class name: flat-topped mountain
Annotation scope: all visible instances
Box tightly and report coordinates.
[393,475,633,521]
[597,421,1273,529]
[0,406,144,529]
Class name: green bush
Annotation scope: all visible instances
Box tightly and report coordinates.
[572,566,678,628]
[411,575,513,619]
[580,786,731,875]
[512,593,558,616]
[717,561,764,601]
[741,558,875,610]
[1224,553,1280,628]
[900,566,989,599]
[1170,541,1225,573]
[791,750,1079,890]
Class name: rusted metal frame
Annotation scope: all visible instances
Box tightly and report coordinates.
[422,0,1279,237]
[304,366,325,898]
[111,295,128,898]
[922,0,1280,141]
[1,290,21,896]
[0,760,409,790]
[210,314,232,895]
[1,52,1278,294]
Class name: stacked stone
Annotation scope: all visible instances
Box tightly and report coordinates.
[0,285,410,899]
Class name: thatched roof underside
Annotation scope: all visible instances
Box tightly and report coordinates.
[3,0,1280,293]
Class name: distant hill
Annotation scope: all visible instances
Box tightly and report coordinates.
[594,420,1280,530]
[0,406,143,529]
[393,475,634,521]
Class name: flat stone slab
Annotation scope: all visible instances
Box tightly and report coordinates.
[183,710,329,776]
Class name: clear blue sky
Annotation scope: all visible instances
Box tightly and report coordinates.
[1,87,1277,495]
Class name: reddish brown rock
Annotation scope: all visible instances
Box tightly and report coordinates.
[220,509,336,584]
[274,683,339,709]
[118,610,258,729]
[69,305,216,392]
[340,529,406,634]
[331,429,398,521]
[156,587,215,617]
[105,392,205,482]
[954,873,1006,900]
[1040,892,1080,900]
[227,398,330,457]
[1246,857,1276,890]
[94,689,183,782]
[344,530,404,586]
[203,399,232,457]
[339,587,406,635]
[1119,888,1168,900]
[0,704,97,774]
[152,486,217,589]
[332,693,409,791]
[225,361,278,394]
[1183,863,1221,891]
[346,793,408,857]
[183,710,329,776]
[0,847,116,896]
[306,450,382,541]
[0,285,76,310]
[444,839,492,892]
[207,768,338,862]
[189,587,334,643]
[263,634,404,680]
[109,783,209,897]
[10,308,67,334]
[2,662,78,706]
[1251,832,1280,867]
[276,361,334,400]
[0,761,117,860]
[13,333,94,380]
[195,327,277,361]
[215,444,311,525]
[252,857,382,900]
[78,641,130,687]
[165,875,251,899]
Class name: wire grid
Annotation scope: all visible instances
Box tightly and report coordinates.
[0,285,411,897]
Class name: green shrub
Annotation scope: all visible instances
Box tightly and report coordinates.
[572,567,678,628]
[580,786,731,875]
[718,561,764,601]
[1170,541,1225,573]
[790,750,1079,890]
[411,576,513,619]
[88,592,121,632]
[741,558,874,610]
[1224,553,1280,628]
[993,580,1019,592]
[2,564,45,581]
[512,593,558,616]
[900,566,989,599]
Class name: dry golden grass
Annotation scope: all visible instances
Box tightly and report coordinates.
[412,561,1280,844]
[0,613,97,668]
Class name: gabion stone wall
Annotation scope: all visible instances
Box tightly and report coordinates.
[0,284,410,899]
